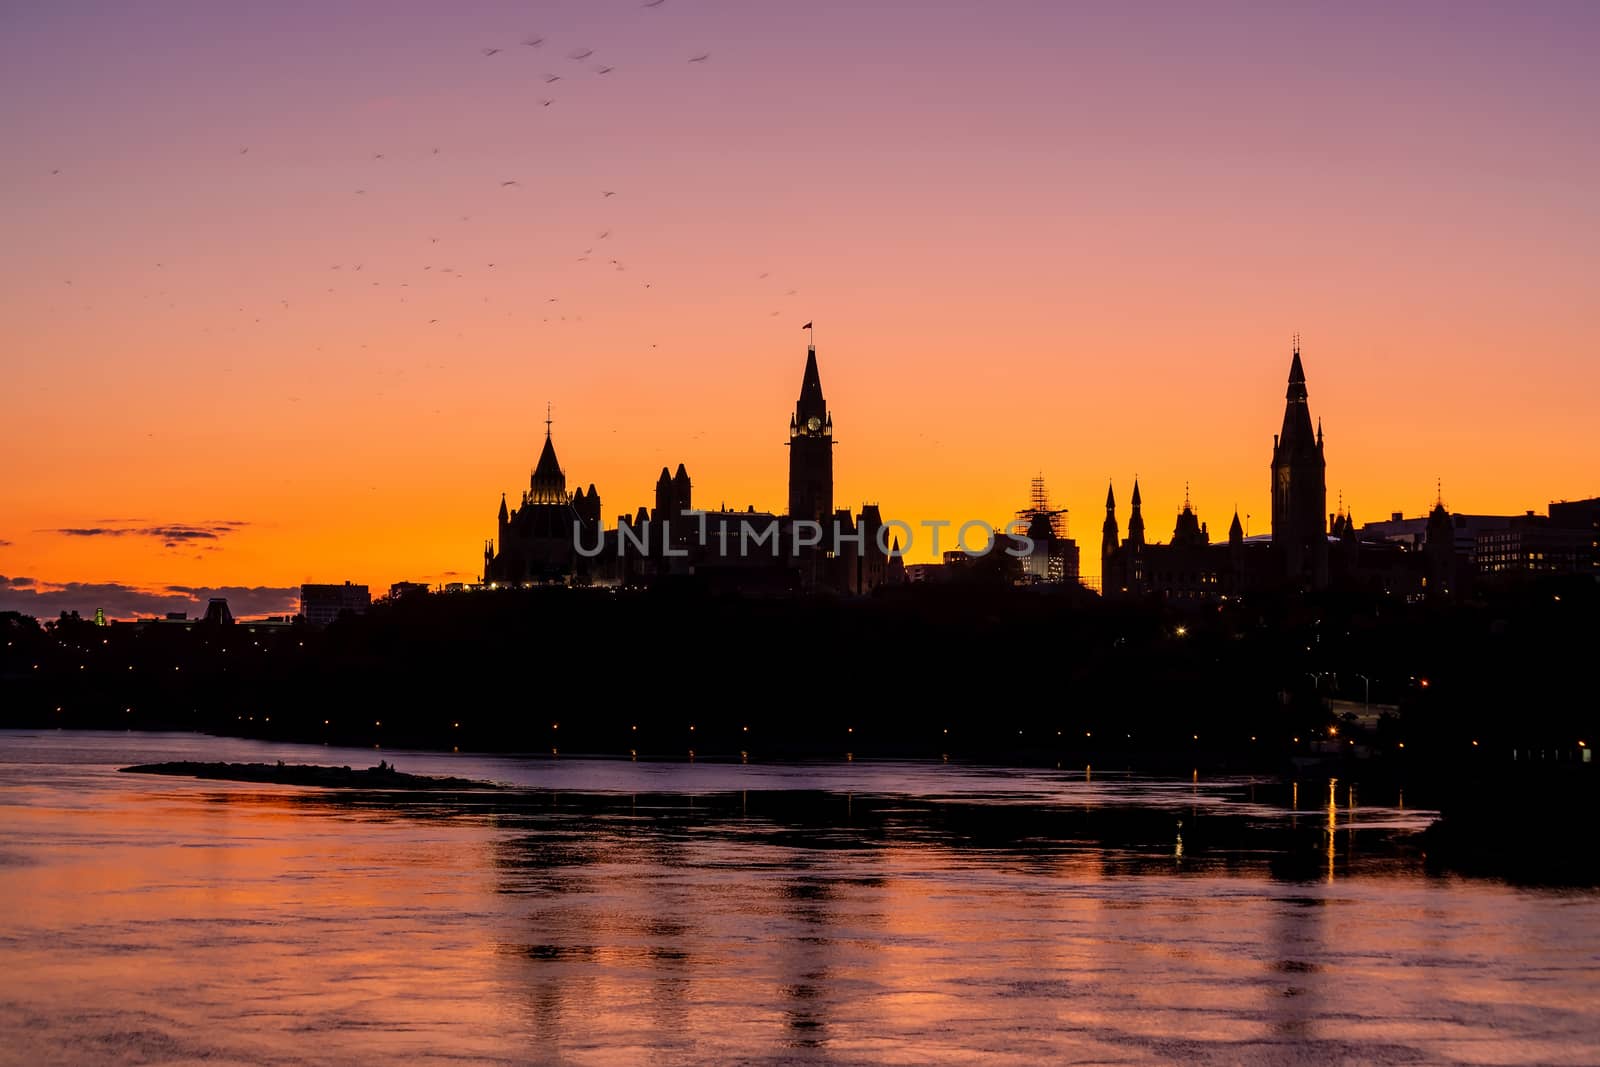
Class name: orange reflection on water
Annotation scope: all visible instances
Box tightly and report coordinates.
[1,735,1598,1065]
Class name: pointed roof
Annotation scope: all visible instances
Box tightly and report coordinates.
[796,344,826,422]
[533,433,562,483]
[1105,481,1115,509]
[1229,509,1244,537]
[498,492,508,520]
[673,462,690,483]
[657,466,672,485]
[1276,344,1318,462]
[1131,479,1142,508]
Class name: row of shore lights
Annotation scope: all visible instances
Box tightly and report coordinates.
[305,719,1586,755]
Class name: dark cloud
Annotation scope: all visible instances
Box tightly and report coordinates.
[0,575,298,621]
[50,521,249,550]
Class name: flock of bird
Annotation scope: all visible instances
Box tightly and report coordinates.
[39,0,811,410]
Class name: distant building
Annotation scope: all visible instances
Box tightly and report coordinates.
[788,344,834,525]
[1359,494,1600,591]
[1548,496,1600,579]
[1271,339,1329,588]
[1102,344,1420,601]
[1477,511,1599,579]
[300,582,371,626]
[1013,477,1081,585]
[1102,479,1256,600]
[482,341,902,595]
[483,413,602,586]
[1360,509,1514,557]
[387,581,431,600]
[200,598,234,626]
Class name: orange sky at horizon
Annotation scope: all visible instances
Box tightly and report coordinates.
[3,2,1597,617]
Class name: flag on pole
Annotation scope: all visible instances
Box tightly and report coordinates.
[802,322,812,330]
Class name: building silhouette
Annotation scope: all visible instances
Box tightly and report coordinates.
[1361,493,1600,593]
[481,340,900,594]
[1096,344,1600,602]
[1102,344,1386,599]
[1014,477,1080,583]
[1271,338,1330,587]
[300,582,371,626]
[483,415,602,585]
[787,344,834,524]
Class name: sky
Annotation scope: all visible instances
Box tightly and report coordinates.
[3,1,1598,617]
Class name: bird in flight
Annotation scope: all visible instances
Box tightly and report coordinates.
[523,36,544,47]
[540,99,555,107]
[431,147,440,155]
[601,190,616,197]
[354,189,367,195]
[689,53,710,62]
[482,47,502,57]
[570,49,594,60]
[501,180,519,187]
[594,65,614,74]
[239,147,249,155]
[644,0,666,7]
[372,153,385,160]
[544,73,562,83]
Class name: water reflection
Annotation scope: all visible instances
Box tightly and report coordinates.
[1,731,1598,1065]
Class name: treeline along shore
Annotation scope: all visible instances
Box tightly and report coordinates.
[3,577,1595,772]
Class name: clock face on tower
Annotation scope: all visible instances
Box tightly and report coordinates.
[806,416,822,432]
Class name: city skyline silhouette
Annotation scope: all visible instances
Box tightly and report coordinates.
[4,2,1598,617]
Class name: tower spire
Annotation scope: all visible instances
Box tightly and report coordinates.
[787,338,833,523]
[1126,476,1145,549]
[545,401,553,440]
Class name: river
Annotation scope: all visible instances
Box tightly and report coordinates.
[1,730,1596,1065]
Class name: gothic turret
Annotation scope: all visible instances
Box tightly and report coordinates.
[1425,488,1457,599]
[1101,481,1119,563]
[1172,484,1207,548]
[1126,478,1146,550]
[654,466,673,521]
[672,463,692,516]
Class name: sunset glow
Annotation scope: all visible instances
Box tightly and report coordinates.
[4,2,1597,617]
